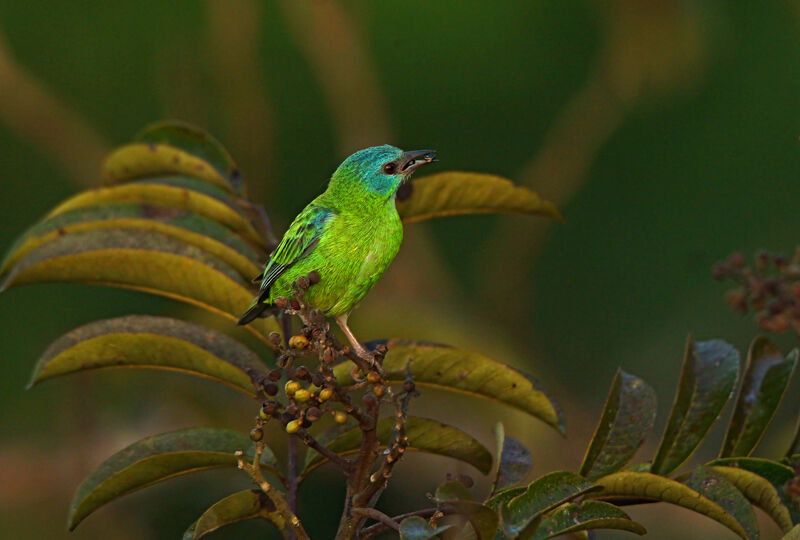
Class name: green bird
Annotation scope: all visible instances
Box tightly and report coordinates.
[238,145,437,358]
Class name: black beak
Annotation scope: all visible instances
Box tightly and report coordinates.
[400,149,437,174]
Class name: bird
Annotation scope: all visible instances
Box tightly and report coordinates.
[238,145,437,359]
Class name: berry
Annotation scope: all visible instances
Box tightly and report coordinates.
[289,335,310,350]
[264,383,278,396]
[373,384,386,397]
[285,381,301,396]
[268,369,282,382]
[297,275,310,290]
[275,297,288,309]
[307,271,320,284]
[334,411,347,424]
[286,420,301,434]
[268,332,282,346]
[250,428,263,442]
[319,388,333,402]
[294,389,311,402]
[366,372,381,383]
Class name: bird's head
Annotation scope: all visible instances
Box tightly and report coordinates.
[330,145,436,199]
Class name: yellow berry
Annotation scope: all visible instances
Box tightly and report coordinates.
[373,384,386,397]
[285,381,301,396]
[319,388,334,402]
[366,372,381,383]
[259,408,270,420]
[289,335,310,350]
[334,411,347,424]
[294,389,311,402]
[286,419,301,434]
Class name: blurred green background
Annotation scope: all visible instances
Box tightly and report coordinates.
[1,1,799,538]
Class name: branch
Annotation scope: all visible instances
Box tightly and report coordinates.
[297,428,353,472]
[350,507,399,532]
[361,508,442,539]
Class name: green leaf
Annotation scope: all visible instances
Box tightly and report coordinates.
[721,337,798,458]
[104,143,237,195]
[710,465,794,533]
[589,471,748,538]
[44,180,264,246]
[69,427,277,530]
[651,337,740,476]
[784,524,800,539]
[399,516,455,540]
[434,482,498,540]
[335,341,564,433]
[396,171,562,224]
[29,315,264,395]
[682,466,758,540]
[492,422,533,494]
[136,120,241,193]
[0,228,278,343]
[503,472,600,537]
[790,421,800,459]
[532,500,647,539]
[183,489,286,540]
[302,416,492,476]
[1,203,261,280]
[579,369,657,480]
[708,457,798,529]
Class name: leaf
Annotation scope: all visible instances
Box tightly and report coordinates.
[579,369,657,480]
[104,143,237,195]
[136,120,242,193]
[29,315,264,395]
[0,228,278,342]
[503,471,600,537]
[396,171,562,224]
[44,180,264,246]
[301,416,492,476]
[784,525,800,539]
[710,465,794,533]
[183,489,286,540]
[682,465,758,540]
[399,516,455,540]
[492,422,533,494]
[708,457,798,529]
[434,482,498,540]
[69,427,277,530]
[589,471,748,538]
[651,337,740,476]
[334,341,564,433]
[1,203,261,280]
[531,500,647,539]
[721,337,798,458]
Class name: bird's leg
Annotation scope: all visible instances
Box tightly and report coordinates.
[335,314,375,366]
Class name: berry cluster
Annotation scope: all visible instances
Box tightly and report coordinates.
[713,249,800,334]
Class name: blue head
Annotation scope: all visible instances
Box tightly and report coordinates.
[330,145,436,198]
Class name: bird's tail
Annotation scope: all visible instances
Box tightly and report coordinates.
[237,299,278,325]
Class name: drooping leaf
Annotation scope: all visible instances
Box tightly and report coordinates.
[69,428,277,530]
[135,121,241,192]
[1,203,261,280]
[399,516,455,540]
[710,465,794,533]
[492,422,533,494]
[29,315,265,395]
[44,180,264,246]
[784,525,800,539]
[682,466,758,540]
[589,471,748,538]
[485,487,525,511]
[0,228,277,343]
[301,416,492,476]
[721,337,798,458]
[396,171,562,224]
[183,489,285,540]
[708,457,799,528]
[435,481,498,540]
[104,143,237,195]
[532,500,647,539]
[651,337,740,476]
[502,471,600,537]
[579,369,657,480]
[335,341,564,433]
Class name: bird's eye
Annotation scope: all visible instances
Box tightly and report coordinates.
[382,162,397,174]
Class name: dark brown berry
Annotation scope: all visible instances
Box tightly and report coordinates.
[711,263,729,280]
[458,474,474,488]
[301,418,312,428]
[268,369,282,381]
[306,407,322,421]
[728,252,745,267]
[363,394,377,408]
[308,271,320,284]
[297,275,310,290]
[268,332,282,346]
[775,253,789,267]
[275,297,288,309]
[265,383,278,396]
[311,373,324,387]
[290,299,301,311]
[296,366,310,380]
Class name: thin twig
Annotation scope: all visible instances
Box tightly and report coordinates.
[361,508,442,538]
[350,507,400,532]
[287,434,299,514]
[297,428,353,472]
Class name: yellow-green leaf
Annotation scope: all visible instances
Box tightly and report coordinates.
[0,228,277,343]
[302,416,492,476]
[29,315,265,396]
[681,466,758,540]
[532,500,646,539]
[709,465,794,533]
[45,180,264,246]
[104,143,236,194]
[721,337,798,458]
[396,171,562,224]
[1,203,261,280]
[69,428,276,530]
[335,340,564,433]
[783,525,800,539]
[183,489,286,540]
[589,471,748,538]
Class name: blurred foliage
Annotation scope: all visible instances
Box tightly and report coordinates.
[1,1,799,538]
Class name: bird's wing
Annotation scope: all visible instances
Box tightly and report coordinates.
[255,204,335,298]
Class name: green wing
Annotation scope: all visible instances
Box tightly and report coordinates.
[238,204,334,325]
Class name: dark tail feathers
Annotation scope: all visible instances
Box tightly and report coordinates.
[237,301,278,325]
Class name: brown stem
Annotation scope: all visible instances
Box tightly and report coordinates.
[350,507,399,532]
[287,434,299,514]
[297,428,353,472]
[361,508,442,538]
